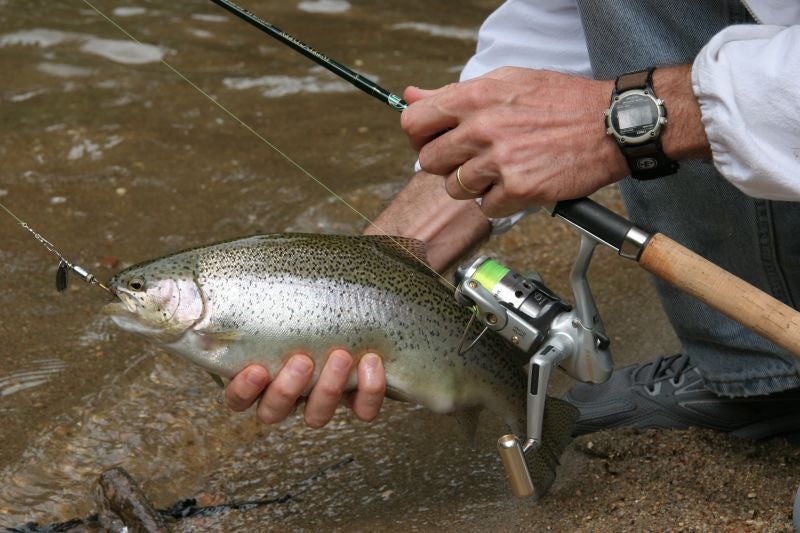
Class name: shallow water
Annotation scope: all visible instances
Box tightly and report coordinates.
[0,0,676,530]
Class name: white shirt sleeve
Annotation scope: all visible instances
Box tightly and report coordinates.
[460,0,590,81]
[692,24,800,201]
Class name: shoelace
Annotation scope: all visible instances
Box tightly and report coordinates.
[637,353,692,386]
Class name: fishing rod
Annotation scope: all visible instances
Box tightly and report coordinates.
[208,0,406,111]
[209,0,800,358]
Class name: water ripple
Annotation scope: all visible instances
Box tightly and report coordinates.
[0,359,66,398]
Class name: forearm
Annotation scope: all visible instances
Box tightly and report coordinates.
[362,171,491,272]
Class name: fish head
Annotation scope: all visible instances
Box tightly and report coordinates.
[103,258,204,343]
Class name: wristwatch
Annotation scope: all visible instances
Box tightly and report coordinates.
[604,68,679,180]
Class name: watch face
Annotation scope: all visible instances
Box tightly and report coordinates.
[610,93,659,138]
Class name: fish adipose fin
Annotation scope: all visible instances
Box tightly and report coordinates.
[526,397,579,499]
[362,235,430,271]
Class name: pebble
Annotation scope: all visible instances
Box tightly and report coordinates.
[0,189,7,197]
[100,256,120,269]
[115,187,127,196]
[50,196,67,204]
[195,492,226,506]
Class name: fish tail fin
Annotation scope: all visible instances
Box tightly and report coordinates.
[525,396,579,499]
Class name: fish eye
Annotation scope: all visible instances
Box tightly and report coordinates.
[127,277,145,291]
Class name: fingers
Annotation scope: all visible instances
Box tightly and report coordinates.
[304,350,353,428]
[256,354,314,425]
[417,126,480,177]
[350,353,385,422]
[225,365,270,412]
[228,352,385,429]
[479,182,536,218]
[445,159,493,200]
[402,85,463,152]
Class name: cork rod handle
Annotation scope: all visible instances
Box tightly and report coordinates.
[639,233,800,357]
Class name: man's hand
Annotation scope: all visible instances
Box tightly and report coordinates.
[225,351,385,428]
[400,66,709,217]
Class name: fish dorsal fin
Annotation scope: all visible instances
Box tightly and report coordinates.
[362,235,430,272]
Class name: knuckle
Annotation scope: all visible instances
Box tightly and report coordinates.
[355,399,383,422]
[400,108,415,134]
[273,385,299,404]
[493,143,515,167]
[304,413,328,429]
[360,379,385,396]
[464,83,488,109]
[256,407,280,425]
[315,381,343,399]
[504,179,531,201]
[224,392,247,411]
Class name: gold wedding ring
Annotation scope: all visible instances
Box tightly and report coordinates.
[456,165,483,196]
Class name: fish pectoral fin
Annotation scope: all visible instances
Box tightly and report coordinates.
[194,330,241,351]
[453,407,482,448]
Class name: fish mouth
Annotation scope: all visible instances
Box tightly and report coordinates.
[102,289,168,338]
[102,288,138,316]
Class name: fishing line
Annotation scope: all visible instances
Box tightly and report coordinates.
[79,0,456,290]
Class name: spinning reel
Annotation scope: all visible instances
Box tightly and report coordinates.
[454,222,617,498]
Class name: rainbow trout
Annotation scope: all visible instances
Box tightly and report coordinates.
[103,233,577,497]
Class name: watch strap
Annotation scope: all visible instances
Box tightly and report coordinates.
[622,138,679,180]
[615,69,653,92]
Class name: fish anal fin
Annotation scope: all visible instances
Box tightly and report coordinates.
[453,407,482,447]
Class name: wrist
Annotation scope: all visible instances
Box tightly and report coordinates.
[591,80,631,180]
[652,65,711,161]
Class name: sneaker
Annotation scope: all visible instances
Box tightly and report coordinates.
[563,354,800,440]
